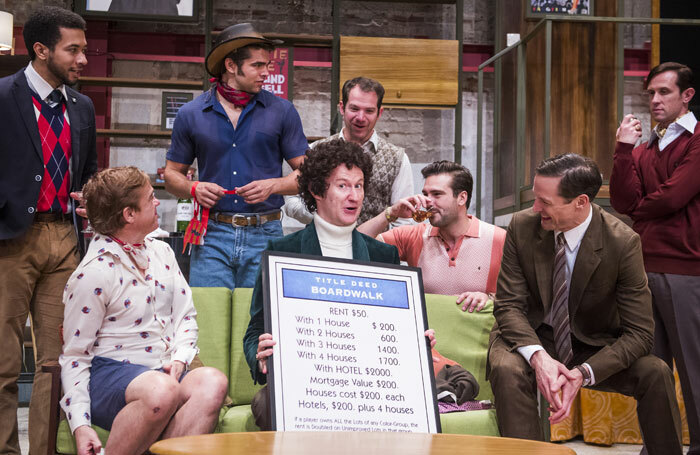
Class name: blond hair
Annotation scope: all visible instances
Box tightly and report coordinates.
[82,167,150,235]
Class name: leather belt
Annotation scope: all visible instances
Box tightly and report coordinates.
[211,211,281,227]
[34,211,73,223]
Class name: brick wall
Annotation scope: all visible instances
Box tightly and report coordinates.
[3,0,653,228]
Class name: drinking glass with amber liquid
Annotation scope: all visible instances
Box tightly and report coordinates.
[412,208,434,222]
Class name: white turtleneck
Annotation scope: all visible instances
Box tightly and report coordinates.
[313,213,355,259]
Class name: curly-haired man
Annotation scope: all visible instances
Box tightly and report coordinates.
[242,139,434,429]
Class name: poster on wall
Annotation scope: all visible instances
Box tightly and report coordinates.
[161,92,193,130]
[262,251,440,433]
[264,47,290,100]
[526,0,593,18]
[75,0,199,22]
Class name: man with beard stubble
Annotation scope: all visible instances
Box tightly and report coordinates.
[0,6,97,454]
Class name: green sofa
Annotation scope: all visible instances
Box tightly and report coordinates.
[53,288,499,453]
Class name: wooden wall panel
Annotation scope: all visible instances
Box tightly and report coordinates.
[524,28,546,187]
[495,0,522,200]
[339,36,459,106]
[652,0,660,68]
[521,1,617,184]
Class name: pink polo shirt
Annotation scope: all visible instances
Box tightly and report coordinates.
[379,216,506,295]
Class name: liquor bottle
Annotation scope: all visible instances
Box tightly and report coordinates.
[176,197,194,233]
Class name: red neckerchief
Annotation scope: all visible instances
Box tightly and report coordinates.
[109,235,149,270]
[182,182,236,254]
[210,77,254,108]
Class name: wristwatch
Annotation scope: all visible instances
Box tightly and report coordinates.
[575,364,591,386]
[385,206,398,223]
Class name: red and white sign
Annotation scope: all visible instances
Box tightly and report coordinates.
[264,48,289,99]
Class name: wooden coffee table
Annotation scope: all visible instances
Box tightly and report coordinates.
[150,431,575,454]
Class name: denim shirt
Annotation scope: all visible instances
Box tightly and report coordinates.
[167,89,308,213]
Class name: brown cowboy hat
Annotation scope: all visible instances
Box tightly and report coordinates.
[205,23,282,77]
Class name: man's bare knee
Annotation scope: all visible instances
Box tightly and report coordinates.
[187,367,228,406]
[205,368,228,403]
[127,372,181,417]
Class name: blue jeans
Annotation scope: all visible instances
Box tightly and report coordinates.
[189,217,283,289]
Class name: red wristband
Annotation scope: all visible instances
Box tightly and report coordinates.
[190,181,199,198]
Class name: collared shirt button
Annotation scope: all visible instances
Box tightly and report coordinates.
[28,207,35,214]
[232,143,236,147]
[234,200,238,203]
[35,175,42,181]
[233,171,237,175]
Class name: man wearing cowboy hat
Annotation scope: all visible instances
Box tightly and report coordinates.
[165,23,308,290]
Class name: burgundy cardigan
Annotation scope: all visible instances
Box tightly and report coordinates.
[610,121,700,275]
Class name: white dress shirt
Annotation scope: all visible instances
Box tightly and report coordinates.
[24,62,69,108]
[59,235,198,432]
[517,207,596,384]
[648,111,698,151]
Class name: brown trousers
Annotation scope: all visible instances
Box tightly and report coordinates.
[0,220,79,455]
[488,330,682,455]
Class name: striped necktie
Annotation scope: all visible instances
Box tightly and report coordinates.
[552,232,573,365]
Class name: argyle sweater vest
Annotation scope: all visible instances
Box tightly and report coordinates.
[315,133,404,224]
[31,91,72,212]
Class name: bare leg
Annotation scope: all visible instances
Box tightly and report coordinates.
[161,367,228,439]
[104,371,180,455]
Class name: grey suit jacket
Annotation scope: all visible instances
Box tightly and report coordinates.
[492,204,654,383]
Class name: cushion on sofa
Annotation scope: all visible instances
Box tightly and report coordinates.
[228,288,265,404]
[425,293,495,402]
[439,409,498,435]
[424,294,499,436]
[56,420,109,454]
[219,404,261,433]
[192,287,233,379]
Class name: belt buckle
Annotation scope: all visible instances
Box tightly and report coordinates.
[232,214,249,227]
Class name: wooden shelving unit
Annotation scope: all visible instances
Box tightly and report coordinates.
[79,77,203,90]
[97,128,324,143]
[97,129,172,139]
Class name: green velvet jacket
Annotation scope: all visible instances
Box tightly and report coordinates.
[243,221,400,384]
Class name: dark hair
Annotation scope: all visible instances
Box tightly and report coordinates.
[341,77,385,110]
[224,43,274,76]
[645,62,694,93]
[298,139,373,213]
[421,160,474,210]
[535,153,602,202]
[23,6,86,61]
[83,167,150,235]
